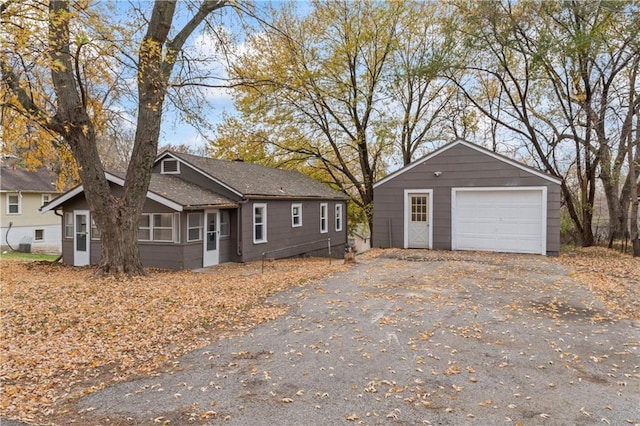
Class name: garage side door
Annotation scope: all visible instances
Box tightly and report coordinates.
[452,188,546,255]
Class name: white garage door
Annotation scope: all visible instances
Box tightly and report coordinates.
[452,188,546,255]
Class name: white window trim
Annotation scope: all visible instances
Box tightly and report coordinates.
[187,212,203,242]
[139,213,175,242]
[320,203,328,234]
[153,213,174,242]
[139,213,151,241]
[64,212,73,239]
[7,193,21,215]
[335,203,343,232]
[161,158,180,174]
[220,210,230,237]
[90,218,101,240]
[253,203,267,244]
[291,203,302,228]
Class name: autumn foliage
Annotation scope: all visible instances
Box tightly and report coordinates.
[0,257,349,423]
[1,248,638,424]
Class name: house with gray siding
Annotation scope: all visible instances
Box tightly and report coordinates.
[42,151,348,269]
[372,139,561,256]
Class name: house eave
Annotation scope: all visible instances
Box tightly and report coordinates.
[40,173,185,213]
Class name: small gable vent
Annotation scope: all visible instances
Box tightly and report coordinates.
[161,159,180,174]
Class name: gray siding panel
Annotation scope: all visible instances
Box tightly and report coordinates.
[373,143,561,255]
[240,199,347,262]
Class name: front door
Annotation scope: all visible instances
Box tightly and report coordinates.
[203,210,219,267]
[407,193,430,249]
[73,210,90,266]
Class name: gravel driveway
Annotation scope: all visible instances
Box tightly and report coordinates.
[75,250,639,425]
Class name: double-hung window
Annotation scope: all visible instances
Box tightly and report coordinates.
[320,203,328,233]
[253,203,267,244]
[139,213,174,242]
[188,213,203,241]
[91,218,101,240]
[291,203,302,227]
[64,212,73,238]
[220,210,230,237]
[335,203,343,232]
[7,193,20,214]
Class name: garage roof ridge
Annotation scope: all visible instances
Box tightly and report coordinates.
[373,139,562,188]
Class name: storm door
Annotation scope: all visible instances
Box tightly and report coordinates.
[73,210,90,266]
[203,209,219,267]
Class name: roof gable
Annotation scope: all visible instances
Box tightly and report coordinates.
[157,151,348,200]
[373,139,562,188]
[0,166,59,193]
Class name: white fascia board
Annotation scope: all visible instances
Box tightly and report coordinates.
[40,185,84,212]
[105,172,183,211]
[41,173,183,213]
[374,139,562,188]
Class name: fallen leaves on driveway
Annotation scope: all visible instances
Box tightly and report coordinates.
[558,247,640,319]
[0,257,349,423]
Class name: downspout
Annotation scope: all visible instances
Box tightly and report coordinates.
[236,199,249,257]
[51,209,64,262]
[4,221,16,251]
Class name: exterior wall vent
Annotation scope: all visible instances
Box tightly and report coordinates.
[161,159,180,174]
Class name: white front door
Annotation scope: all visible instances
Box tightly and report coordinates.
[73,210,90,266]
[406,192,431,249]
[203,210,219,267]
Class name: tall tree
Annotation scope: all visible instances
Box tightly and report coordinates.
[220,0,402,234]
[448,0,640,247]
[386,1,457,166]
[215,1,460,234]
[1,0,229,275]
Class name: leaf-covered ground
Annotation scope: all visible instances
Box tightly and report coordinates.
[557,247,640,320]
[1,248,637,424]
[0,258,349,423]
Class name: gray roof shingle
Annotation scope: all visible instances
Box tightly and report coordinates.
[168,151,348,200]
[0,166,58,193]
[148,174,237,208]
[109,171,238,209]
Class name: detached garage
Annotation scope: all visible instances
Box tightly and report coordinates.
[373,140,561,256]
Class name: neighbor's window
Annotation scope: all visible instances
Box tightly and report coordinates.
[90,218,101,240]
[64,212,73,238]
[291,203,302,227]
[7,193,20,214]
[320,203,328,233]
[41,194,51,206]
[253,203,267,244]
[335,203,343,232]
[34,229,44,241]
[220,210,230,237]
[188,213,203,242]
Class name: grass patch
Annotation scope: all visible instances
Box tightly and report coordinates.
[0,251,60,261]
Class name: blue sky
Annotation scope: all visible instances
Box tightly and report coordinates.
[157,1,311,152]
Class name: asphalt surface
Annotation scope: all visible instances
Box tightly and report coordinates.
[18,251,640,425]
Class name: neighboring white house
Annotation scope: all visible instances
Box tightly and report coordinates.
[1,161,61,253]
